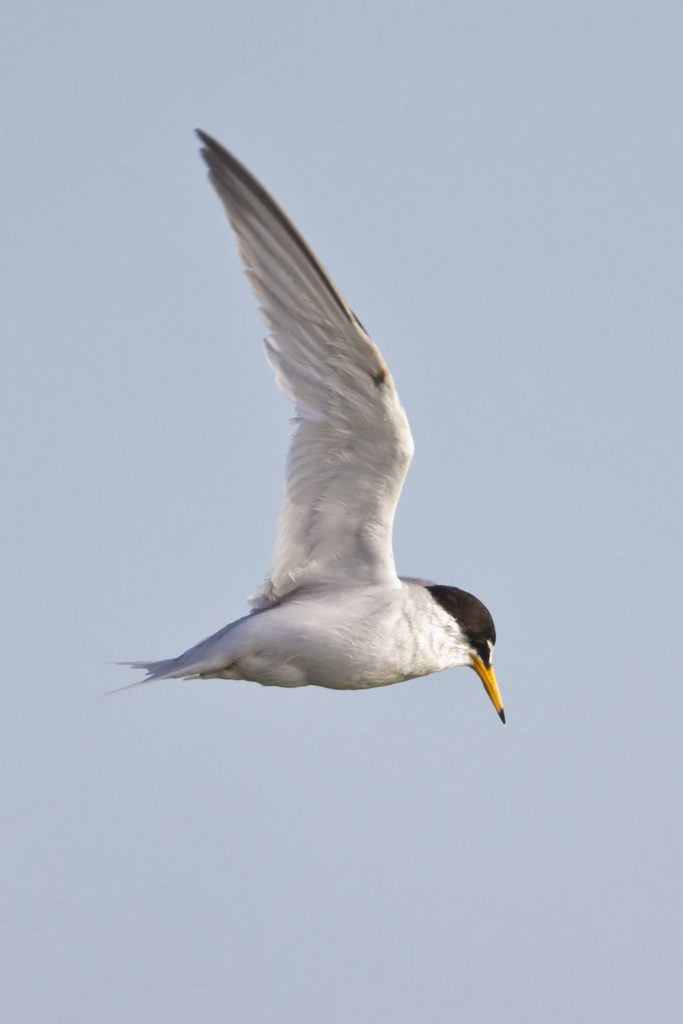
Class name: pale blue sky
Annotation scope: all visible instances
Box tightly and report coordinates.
[2,2,682,1021]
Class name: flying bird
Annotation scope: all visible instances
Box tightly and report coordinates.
[124,131,505,722]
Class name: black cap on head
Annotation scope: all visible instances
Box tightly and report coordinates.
[426,585,496,666]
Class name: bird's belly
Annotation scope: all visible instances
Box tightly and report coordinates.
[228,592,454,690]
[235,646,409,690]
[233,635,400,689]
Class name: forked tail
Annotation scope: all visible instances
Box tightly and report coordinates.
[104,656,199,696]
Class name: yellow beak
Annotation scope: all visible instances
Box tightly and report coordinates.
[471,656,506,724]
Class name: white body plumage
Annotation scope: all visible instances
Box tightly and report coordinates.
[139,580,472,690]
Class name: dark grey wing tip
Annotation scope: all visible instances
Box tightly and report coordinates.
[195,129,239,176]
[195,128,213,159]
[194,129,359,328]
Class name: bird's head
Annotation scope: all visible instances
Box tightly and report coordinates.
[426,584,505,724]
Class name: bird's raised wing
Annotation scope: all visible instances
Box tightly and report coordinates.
[197,132,414,607]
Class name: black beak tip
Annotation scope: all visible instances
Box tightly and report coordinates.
[498,708,506,725]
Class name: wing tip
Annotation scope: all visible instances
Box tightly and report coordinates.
[195,128,223,171]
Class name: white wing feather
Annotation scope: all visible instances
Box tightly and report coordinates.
[197,132,414,606]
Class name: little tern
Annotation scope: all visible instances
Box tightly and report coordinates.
[124,131,505,723]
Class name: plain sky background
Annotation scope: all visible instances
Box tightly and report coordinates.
[2,1,682,1021]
